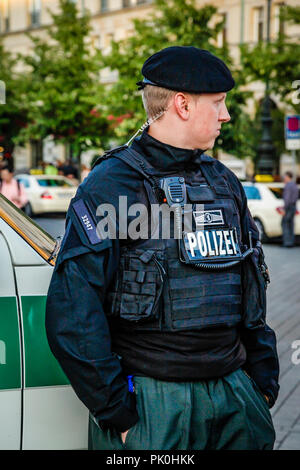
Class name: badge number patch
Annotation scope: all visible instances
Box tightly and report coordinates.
[73,199,101,245]
[193,209,224,226]
[183,229,240,262]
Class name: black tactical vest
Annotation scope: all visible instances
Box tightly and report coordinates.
[102,147,252,332]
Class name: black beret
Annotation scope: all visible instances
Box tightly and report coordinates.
[137,46,235,93]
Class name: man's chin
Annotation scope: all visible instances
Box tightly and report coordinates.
[204,140,215,150]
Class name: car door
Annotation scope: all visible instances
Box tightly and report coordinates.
[17,263,89,450]
[0,231,22,450]
[0,198,89,449]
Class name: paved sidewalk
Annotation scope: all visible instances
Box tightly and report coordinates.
[264,244,300,450]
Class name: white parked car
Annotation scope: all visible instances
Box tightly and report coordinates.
[242,182,300,241]
[15,174,77,217]
[0,194,88,450]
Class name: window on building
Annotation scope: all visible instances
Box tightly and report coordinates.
[122,0,130,7]
[274,3,285,37]
[253,7,264,41]
[217,13,228,47]
[136,0,147,4]
[100,0,108,12]
[0,0,10,32]
[29,0,41,28]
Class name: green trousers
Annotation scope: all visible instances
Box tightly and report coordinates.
[88,367,275,450]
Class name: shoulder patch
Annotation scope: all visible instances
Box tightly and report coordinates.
[73,199,101,245]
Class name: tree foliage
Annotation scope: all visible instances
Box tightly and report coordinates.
[98,0,253,158]
[16,0,109,157]
[239,5,300,163]
[240,4,300,106]
[0,41,27,165]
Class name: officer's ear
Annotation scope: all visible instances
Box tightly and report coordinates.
[173,92,190,120]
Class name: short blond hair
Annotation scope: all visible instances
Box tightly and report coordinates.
[142,85,202,121]
[142,85,176,120]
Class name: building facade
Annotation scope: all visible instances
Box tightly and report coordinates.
[0,0,299,173]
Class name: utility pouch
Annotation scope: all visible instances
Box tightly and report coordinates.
[106,249,165,323]
[241,250,268,329]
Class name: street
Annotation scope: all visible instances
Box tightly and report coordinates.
[35,216,300,450]
[264,244,300,450]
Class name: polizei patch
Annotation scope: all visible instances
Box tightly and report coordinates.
[193,209,224,226]
[73,199,101,245]
[183,229,240,262]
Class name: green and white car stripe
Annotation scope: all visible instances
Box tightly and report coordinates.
[0,212,88,450]
[0,297,21,389]
[21,295,69,387]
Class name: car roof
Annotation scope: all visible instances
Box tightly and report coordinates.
[16,174,77,185]
[17,174,70,180]
[242,181,300,187]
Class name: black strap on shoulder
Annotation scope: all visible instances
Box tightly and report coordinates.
[91,145,129,169]
[93,145,165,203]
[198,159,231,196]
[117,147,165,203]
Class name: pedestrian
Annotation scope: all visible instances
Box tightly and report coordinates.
[61,158,78,180]
[0,165,28,210]
[281,171,299,247]
[46,46,279,450]
[56,159,65,176]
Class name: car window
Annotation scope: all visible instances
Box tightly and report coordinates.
[243,185,261,200]
[268,187,284,199]
[0,194,58,266]
[37,178,74,188]
[17,177,30,188]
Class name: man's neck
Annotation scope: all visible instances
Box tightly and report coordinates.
[148,123,196,150]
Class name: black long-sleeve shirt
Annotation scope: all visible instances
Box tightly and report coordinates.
[46,130,279,432]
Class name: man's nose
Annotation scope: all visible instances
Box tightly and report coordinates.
[220,103,231,122]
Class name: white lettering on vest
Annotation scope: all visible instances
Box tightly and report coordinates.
[212,230,219,255]
[187,232,197,257]
[205,231,215,256]
[230,230,237,254]
[81,214,93,230]
[216,230,226,255]
[197,231,208,257]
[223,230,233,255]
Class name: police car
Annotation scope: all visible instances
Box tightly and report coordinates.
[0,194,89,450]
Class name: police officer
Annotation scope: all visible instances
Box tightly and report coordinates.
[46,46,279,450]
